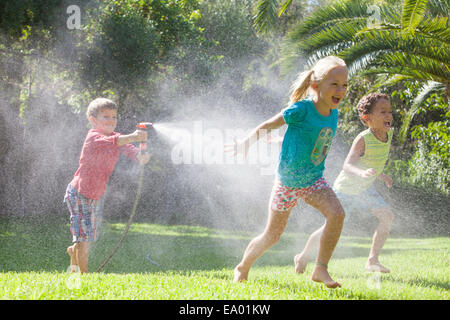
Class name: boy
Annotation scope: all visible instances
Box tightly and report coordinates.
[65,98,150,274]
[294,92,395,274]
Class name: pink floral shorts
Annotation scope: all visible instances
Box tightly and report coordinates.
[270,177,330,212]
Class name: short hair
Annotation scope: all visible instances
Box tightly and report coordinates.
[86,98,117,119]
[357,93,390,124]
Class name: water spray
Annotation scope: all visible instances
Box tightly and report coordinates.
[96,122,153,272]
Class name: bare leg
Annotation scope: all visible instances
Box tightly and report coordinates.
[294,224,325,273]
[303,188,345,288]
[74,242,90,274]
[234,207,292,282]
[67,244,79,272]
[366,208,394,273]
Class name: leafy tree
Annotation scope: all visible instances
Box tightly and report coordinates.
[253,0,331,35]
[409,114,449,194]
[79,4,159,106]
[0,0,61,42]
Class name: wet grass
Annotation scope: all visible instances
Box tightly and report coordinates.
[0,214,448,300]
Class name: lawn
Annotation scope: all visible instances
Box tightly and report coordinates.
[0,214,448,300]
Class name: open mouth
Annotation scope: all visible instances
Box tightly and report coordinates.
[384,121,391,128]
[332,96,341,104]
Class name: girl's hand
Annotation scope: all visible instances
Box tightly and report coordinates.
[267,134,284,144]
[360,168,377,179]
[224,138,249,158]
[379,173,393,188]
[137,151,150,165]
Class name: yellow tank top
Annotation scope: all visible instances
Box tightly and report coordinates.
[333,128,393,195]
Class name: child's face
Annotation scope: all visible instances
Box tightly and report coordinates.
[89,108,118,135]
[364,99,393,132]
[315,66,348,109]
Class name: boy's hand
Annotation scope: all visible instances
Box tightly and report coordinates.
[360,168,377,179]
[378,173,393,188]
[137,152,150,165]
[134,130,148,142]
[117,130,148,147]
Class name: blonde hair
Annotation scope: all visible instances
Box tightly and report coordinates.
[86,98,117,119]
[289,56,347,104]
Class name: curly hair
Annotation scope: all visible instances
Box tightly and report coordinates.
[357,93,390,125]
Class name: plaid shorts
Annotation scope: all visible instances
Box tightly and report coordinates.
[270,177,330,212]
[64,184,104,243]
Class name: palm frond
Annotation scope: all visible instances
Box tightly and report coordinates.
[378,51,450,84]
[290,0,370,39]
[361,63,446,85]
[280,40,355,76]
[292,19,364,55]
[281,0,449,87]
[427,0,450,18]
[371,74,416,90]
[348,28,450,65]
[344,51,384,76]
[278,0,293,17]
[401,0,429,32]
[416,16,450,43]
[398,81,445,143]
[254,0,279,34]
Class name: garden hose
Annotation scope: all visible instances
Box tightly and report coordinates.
[96,163,145,272]
[96,122,153,272]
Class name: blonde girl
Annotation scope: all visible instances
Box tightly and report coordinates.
[226,56,348,288]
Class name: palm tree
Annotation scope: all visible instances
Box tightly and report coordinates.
[263,0,448,142]
[253,0,294,34]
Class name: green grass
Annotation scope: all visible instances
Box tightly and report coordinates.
[0,214,448,300]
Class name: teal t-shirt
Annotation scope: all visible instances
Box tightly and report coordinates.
[277,99,338,188]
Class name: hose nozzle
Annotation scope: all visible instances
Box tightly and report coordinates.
[137,122,153,130]
[136,122,153,152]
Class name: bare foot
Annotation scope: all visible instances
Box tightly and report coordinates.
[233,265,248,283]
[365,262,390,273]
[294,253,309,274]
[67,245,78,272]
[311,263,341,288]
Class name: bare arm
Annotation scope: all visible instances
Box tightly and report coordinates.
[343,135,377,178]
[117,130,147,147]
[242,113,285,145]
[225,113,286,157]
[118,130,150,165]
[376,145,393,188]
